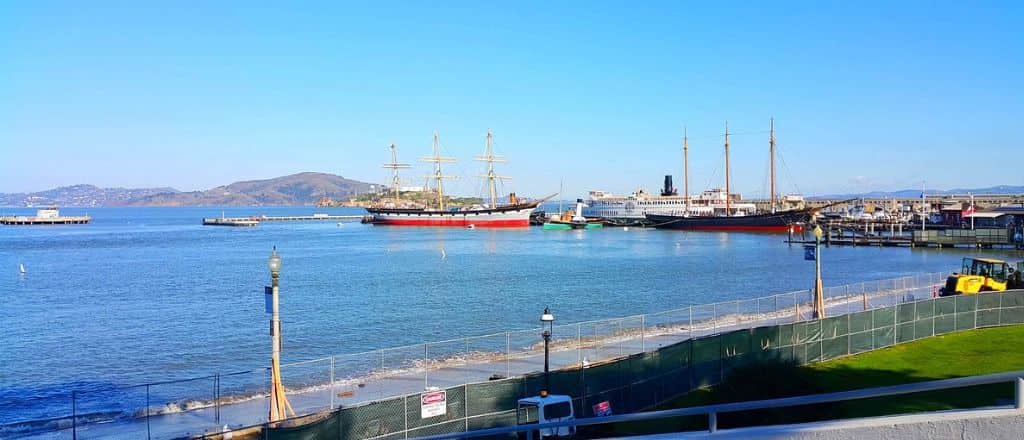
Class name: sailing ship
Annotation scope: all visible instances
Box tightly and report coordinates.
[646,120,813,232]
[365,130,544,227]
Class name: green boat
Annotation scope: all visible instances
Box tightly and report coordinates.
[542,199,604,230]
[543,221,603,230]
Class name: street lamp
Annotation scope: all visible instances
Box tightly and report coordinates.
[267,247,294,423]
[541,307,555,395]
[812,225,826,319]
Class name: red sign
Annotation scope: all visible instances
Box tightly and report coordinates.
[592,401,612,417]
[420,390,446,418]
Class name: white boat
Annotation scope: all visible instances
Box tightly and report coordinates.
[584,185,757,220]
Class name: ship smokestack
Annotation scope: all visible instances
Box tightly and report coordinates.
[661,175,677,196]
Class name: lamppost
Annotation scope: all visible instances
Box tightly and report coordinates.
[812,225,826,319]
[541,307,555,394]
[267,247,294,423]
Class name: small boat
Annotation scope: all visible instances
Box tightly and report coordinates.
[543,199,604,230]
[19,263,26,274]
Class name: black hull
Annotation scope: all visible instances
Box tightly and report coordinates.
[646,210,811,231]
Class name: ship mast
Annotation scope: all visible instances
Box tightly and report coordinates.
[769,118,776,213]
[475,129,508,208]
[421,131,457,210]
[724,122,731,216]
[683,126,690,214]
[382,143,410,203]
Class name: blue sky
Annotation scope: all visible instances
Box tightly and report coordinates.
[1,1,1021,198]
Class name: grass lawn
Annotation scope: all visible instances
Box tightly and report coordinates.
[598,324,1024,437]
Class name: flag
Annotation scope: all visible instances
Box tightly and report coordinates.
[962,205,975,217]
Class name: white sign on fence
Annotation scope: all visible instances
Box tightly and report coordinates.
[420,390,446,419]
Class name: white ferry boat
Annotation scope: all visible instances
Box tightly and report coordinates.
[583,177,757,220]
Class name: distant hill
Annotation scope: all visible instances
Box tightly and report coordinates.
[814,185,1024,200]
[127,172,377,206]
[0,184,180,207]
[0,173,379,207]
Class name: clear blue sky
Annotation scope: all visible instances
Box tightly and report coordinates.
[2,1,1021,198]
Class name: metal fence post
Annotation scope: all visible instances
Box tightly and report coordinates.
[215,373,220,423]
[330,356,335,409]
[464,383,469,433]
[404,393,409,439]
[640,315,646,352]
[708,411,717,432]
[424,343,429,390]
[146,385,151,440]
[713,304,718,334]
[688,306,693,339]
[618,319,624,357]
[577,323,582,366]
[506,332,511,378]
[71,390,77,440]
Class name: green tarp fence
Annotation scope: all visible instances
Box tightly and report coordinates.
[265,290,1024,440]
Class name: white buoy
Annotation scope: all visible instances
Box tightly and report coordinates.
[19,263,26,274]
[440,249,447,260]
[623,227,630,232]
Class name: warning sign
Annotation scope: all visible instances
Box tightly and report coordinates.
[420,390,446,418]
[592,401,612,417]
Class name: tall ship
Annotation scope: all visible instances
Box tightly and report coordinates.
[646,120,813,232]
[365,130,544,227]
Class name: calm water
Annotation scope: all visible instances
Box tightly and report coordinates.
[1,206,1019,426]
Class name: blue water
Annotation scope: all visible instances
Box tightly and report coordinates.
[1,206,1019,426]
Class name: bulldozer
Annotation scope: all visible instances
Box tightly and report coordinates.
[939,257,1024,296]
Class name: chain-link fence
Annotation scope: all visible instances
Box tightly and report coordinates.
[262,288,1024,440]
[15,273,958,439]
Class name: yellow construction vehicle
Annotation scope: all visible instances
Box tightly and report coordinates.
[939,257,1024,296]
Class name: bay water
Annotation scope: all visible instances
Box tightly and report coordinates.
[1,206,1016,429]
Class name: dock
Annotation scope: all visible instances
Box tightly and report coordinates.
[786,221,1024,250]
[1,215,91,225]
[1,207,90,225]
[202,213,364,226]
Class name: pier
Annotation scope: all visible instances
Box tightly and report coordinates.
[202,213,364,226]
[1,207,90,225]
[786,221,1024,249]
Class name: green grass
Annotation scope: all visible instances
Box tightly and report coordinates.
[599,325,1024,437]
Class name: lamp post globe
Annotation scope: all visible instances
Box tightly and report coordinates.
[540,307,554,394]
[268,247,282,276]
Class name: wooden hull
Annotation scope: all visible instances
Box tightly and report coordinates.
[366,204,537,228]
[646,210,810,232]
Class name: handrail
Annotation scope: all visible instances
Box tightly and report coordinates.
[410,370,1024,440]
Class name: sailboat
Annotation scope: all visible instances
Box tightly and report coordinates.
[646,120,813,232]
[365,130,548,227]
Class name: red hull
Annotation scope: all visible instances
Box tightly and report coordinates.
[372,218,529,228]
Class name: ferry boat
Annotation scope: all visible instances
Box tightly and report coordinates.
[647,120,811,232]
[365,130,545,228]
[584,179,757,220]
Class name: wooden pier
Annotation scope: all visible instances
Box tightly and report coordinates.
[787,221,1024,250]
[202,214,364,226]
